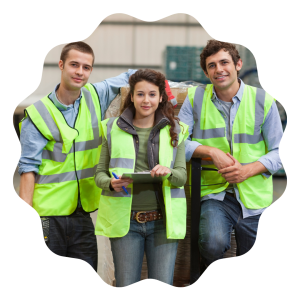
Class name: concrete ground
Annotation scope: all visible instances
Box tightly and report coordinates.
[13,168,287,284]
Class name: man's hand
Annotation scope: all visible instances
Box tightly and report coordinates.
[110,175,133,192]
[218,153,252,183]
[150,164,171,178]
[210,148,235,170]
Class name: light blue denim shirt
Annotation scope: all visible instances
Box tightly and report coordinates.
[18,69,136,175]
[178,79,283,218]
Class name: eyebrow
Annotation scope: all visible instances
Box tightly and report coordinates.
[208,59,229,67]
[136,90,157,92]
[69,61,92,68]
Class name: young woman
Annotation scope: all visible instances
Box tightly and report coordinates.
[94,69,188,287]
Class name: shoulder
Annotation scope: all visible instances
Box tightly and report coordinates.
[101,117,118,129]
[83,83,100,101]
[244,84,275,107]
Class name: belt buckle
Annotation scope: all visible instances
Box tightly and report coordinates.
[135,211,147,223]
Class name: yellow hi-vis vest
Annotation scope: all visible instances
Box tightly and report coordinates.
[95,117,189,239]
[189,84,274,209]
[19,84,102,216]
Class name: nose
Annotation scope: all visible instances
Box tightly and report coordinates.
[76,66,83,76]
[143,95,150,103]
[215,63,223,73]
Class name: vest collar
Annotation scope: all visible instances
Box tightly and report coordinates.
[212,78,245,104]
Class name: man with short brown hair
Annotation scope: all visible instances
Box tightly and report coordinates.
[18,41,136,271]
[179,39,283,265]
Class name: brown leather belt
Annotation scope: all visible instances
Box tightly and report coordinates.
[226,191,236,198]
[131,210,163,223]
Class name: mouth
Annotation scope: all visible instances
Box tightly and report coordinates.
[141,106,151,110]
[215,75,228,81]
[72,78,83,83]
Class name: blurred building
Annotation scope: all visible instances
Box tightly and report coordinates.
[15,13,286,128]
[15,14,211,114]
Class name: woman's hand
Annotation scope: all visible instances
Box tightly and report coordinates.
[150,164,171,178]
[110,175,133,192]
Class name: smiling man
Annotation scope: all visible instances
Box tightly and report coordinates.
[178,40,283,266]
[18,41,136,271]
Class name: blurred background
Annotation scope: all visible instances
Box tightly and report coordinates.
[13,13,287,285]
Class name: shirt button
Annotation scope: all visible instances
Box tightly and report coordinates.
[136,140,138,143]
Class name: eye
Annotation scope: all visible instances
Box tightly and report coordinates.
[150,93,156,97]
[84,66,90,70]
[137,93,143,97]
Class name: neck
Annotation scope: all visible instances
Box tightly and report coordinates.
[133,112,155,128]
[56,82,81,106]
[214,79,240,102]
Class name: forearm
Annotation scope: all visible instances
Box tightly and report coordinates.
[168,140,187,186]
[243,161,268,178]
[94,168,112,191]
[19,172,35,206]
[94,135,112,191]
[192,145,217,159]
[168,167,187,187]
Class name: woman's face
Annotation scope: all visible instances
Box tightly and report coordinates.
[131,80,162,121]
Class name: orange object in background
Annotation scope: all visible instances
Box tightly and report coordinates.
[165,80,177,108]
[202,157,212,161]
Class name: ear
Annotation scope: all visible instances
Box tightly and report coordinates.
[236,58,243,72]
[131,94,134,102]
[58,60,64,71]
[203,70,209,78]
[159,95,162,103]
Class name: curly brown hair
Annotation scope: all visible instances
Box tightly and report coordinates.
[121,69,180,147]
[200,40,241,76]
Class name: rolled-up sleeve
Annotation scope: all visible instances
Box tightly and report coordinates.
[258,101,283,175]
[178,95,201,162]
[93,69,137,119]
[18,117,48,175]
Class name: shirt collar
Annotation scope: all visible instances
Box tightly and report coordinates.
[49,84,82,111]
[212,78,245,104]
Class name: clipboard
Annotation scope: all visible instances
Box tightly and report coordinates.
[121,172,170,184]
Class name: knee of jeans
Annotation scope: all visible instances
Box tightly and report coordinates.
[198,234,229,260]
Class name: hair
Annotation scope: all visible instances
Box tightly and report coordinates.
[200,40,241,76]
[121,69,180,147]
[60,41,95,65]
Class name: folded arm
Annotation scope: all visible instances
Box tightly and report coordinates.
[178,95,234,169]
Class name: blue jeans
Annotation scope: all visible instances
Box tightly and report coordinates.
[110,218,178,287]
[198,194,261,266]
[45,209,98,271]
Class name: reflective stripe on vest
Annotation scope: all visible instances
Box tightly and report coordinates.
[95,117,189,239]
[189,84,274,209]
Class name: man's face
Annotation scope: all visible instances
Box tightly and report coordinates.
[204,49,242,91]
[59,49,93,91]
